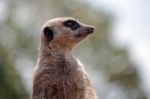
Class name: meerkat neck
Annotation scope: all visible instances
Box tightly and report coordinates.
[40,43,73,55]
[39,45,73,60]
[38,47,75,69]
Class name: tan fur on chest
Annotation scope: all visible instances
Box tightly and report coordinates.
[33,54,90,99]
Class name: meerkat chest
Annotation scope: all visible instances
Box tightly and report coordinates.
[56,55,87,97]
[33,54,89,99]
[58,54,86,82]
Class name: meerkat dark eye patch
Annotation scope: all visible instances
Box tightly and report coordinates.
[43,27,54,41]
[63,20,80,30]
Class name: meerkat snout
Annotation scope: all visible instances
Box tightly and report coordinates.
[84,26,94,34]
[62,18,94,37]
[75,25,94,37]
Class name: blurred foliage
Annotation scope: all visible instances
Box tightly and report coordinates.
[0,0,147,99]
[0,45,28,99]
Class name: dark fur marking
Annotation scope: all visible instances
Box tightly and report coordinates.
[44,87,49,99]
[51,85,58,97]
[43,27,54,41]
[63,20,80,30]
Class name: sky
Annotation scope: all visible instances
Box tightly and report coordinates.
[85,0,150,98]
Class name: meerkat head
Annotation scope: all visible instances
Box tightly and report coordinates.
[40,17,94,52]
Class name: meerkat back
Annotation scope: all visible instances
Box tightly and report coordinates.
[32,17,97,99]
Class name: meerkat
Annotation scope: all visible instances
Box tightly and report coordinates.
[32,17,96,99]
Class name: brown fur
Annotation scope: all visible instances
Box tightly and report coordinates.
[32,17,96,99]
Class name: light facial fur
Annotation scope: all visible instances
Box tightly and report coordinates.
[32,17,96,99]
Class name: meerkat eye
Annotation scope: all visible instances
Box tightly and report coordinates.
[63,20,80,30]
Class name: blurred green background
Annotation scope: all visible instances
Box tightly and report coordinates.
[0,0,149,99]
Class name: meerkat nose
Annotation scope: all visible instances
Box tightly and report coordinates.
[86,26,94,34]
[89,26,94,32]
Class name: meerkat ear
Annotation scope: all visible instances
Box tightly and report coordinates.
[43,27,54,41]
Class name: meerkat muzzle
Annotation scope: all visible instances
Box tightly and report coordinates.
[85,26,94,34]
[81,26,95,35]
[75,26,94,37]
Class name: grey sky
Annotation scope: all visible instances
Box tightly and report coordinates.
[85,0,150,98]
